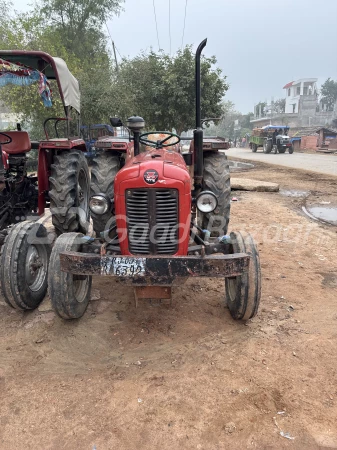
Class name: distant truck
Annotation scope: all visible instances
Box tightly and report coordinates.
[249,125,293,154]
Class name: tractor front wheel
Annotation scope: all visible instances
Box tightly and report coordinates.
[198,152,231,236]
[90,152,120,235]
[0,221,51,310]
[49,150,90,236]
[225,231,261,320]
[48,232,92,319]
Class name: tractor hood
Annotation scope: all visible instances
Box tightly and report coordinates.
[114,148,191,195]
[277,135,290,140]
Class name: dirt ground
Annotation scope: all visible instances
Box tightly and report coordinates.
[0,160,337,450]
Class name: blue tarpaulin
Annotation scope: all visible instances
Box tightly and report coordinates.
[262,125,289,131]
[0,58,52,107]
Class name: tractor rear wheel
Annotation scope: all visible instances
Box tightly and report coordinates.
[48,232,92,319]
[49,150,90,236]
[90,152,120,235]
[0,221,50,310]
[225,231,261,320]
[198,152,231,237]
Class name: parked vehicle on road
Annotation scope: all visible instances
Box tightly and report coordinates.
[46,39,261,323]
[249,125,293,154]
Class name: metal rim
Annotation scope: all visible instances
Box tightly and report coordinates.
[25,244,48,292]
[227,276,238,304]
[72,275,89,303]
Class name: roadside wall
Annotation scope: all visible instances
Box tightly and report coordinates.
[300,135,317,150]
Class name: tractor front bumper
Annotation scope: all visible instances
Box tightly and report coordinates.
[59,252,250,285]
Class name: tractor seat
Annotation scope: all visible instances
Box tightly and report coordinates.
[1,131,31,154]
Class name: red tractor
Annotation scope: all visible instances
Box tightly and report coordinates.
[46,39,261,321]
[0,51,90,311]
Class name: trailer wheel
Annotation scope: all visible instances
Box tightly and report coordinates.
[225,231,261,320]
[199,152,231,236]
[0,221,50,310]
[48,232,92,319]
[288,146,294,154]
[252,144,257,152]
[49,150,90,236]
[90,152,120,235]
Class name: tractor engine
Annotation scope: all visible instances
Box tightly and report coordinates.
[0,153,38,232]
[276,135,291,146]
[114,148,191,256]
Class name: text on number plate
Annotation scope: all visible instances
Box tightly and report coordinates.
[101,256,146,276]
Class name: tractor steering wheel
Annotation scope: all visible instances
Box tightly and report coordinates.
[0,132,12,146]
[139,131,180,149]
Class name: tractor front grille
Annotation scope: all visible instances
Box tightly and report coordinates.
[126,189,179,255]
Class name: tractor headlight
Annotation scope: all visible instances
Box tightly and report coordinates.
[89,194,110,215]
[196,191,218,213]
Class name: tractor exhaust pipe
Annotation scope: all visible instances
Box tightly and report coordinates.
[194,38,207,182]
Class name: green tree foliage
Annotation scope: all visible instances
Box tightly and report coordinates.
[0,0,122,138]
[41,0,123,59]
[320,78,337,111]
[111,47,228,134]
[0,0,227,138]
[240,112,254,129]
[255,101,267,117]
[273,98,286,114]
[204,102,253,139]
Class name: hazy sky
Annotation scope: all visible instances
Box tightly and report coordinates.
[14,0,337,113]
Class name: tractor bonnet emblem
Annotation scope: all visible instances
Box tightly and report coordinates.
[144,169,159,184]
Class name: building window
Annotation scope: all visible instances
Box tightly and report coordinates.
[296,87,301,95]
[293,104,296,113]
[303,87,308,95]
[288,88,291,97]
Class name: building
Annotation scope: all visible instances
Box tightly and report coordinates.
[288,126,337,151]
[289,126,318,151]
[316,127,337,151]
[284,78,318,114]
[251,78,336,128]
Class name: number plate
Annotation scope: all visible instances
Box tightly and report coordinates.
[101,256,146,276]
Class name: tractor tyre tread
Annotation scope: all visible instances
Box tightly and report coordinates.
[0,221,50,310]
[225,231,261,320]
[90,152,120,234]
[49,150,89,236]
[48,232,92,319]
[200,152,231,236]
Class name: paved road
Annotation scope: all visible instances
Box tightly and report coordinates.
[224,147,337,177]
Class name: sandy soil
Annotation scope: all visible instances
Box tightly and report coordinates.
[0,161,337,450]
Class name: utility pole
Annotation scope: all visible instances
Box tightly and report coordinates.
[105,23,119,73]
[112,41,119,73]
